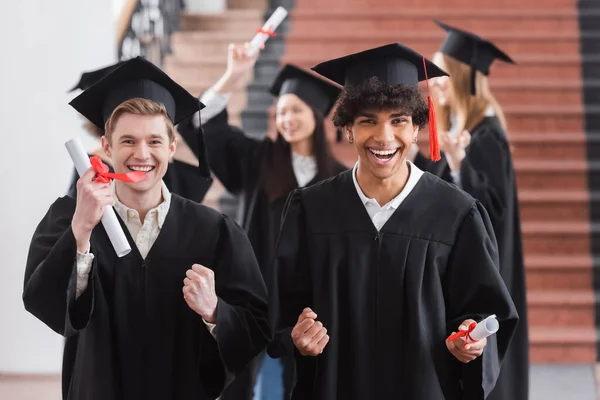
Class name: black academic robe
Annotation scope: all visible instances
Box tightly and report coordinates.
[415,116,529,400]
[270,170,519,400]
[190,109,345,399]
[23,194,271,400]
[196,109,346,281]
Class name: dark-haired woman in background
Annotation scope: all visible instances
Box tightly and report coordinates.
[181,43,346,400]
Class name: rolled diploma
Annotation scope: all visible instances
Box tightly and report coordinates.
[247,6,288,57]
[65,138,131,257]
[468,314,499,342]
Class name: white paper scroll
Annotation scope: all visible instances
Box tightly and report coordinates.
[65,138,131,257]
[247,6,288,57]
[468,314,499,342]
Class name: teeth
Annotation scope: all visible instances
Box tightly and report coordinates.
[370,149,397,156]
[128,166,154,172]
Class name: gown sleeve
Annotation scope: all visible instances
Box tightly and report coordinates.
[267,189,313,358]
[459,126,512,224]
[443,201,519,399]
[202,108,262,195]
[211,214,272,375]
[23,197,95,337]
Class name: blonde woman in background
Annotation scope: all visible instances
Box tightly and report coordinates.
[412,20,529,400]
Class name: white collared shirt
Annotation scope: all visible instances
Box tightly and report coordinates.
[112,181,171,259]
[352,160,424,231]
[292,152,317,187]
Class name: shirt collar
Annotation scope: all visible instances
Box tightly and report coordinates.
[352,160,423,209]
[112,181,171,228]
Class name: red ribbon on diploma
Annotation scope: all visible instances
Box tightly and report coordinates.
[90,156,146,183]
[446,321,477,348]
[256,25,277,49]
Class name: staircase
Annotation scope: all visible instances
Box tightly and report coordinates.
[164,0,269,212]
[279,1,598,362]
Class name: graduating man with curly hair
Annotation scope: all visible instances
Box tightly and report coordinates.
[268,43,519,400]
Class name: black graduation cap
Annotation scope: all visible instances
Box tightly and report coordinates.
[69,56,212,189]
[70,56,204,129]
[270,64,341,116]
[435,20,515,95]
[69,61,126,93]
[311,43,448,88]
[269,64,343,141]
[311,43,448,161]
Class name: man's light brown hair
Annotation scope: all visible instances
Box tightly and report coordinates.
[104,98,175,143]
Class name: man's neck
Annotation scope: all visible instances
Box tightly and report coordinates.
[115,182,164,223]
[356,160,410,206]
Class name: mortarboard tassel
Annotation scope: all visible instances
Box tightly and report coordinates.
[422,56,441,162]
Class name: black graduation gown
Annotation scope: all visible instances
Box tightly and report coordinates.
[269,170,519,400]
[415,116,529,400]
[23,194,271,400]
[196,109,346,281]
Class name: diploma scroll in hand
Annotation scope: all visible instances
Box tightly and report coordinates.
[65,138,132,258]
[247,6,288,57]
[447,314,499,347]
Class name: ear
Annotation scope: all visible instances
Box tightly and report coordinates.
[412,124,420,142]
[169,136,177,160]
[101,135,112,158]
[344,125,354,143]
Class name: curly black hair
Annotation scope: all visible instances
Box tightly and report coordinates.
[332,77,429,129]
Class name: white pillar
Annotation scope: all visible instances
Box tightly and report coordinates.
[0,0,115,373]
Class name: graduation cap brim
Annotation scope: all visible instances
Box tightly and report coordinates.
[269,64,342,117]
[69,57,204,130]
[435,20,515,73]
[310,43,448,88]
[68,61,126,93]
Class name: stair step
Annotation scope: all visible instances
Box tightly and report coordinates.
[528,290,594,326]
[530,327,596,363]
[521,221,591,255]
[526,255,592,291]
[226,0,268,9]
[510,133,587,160]
[514,159,589,191]
[284,31,597,56]
[181,9,265,32]
[171,35,284,60]
[280,53,600,80]
[289,8,589,33]
[294,0,583,9]
[519,190,590,222]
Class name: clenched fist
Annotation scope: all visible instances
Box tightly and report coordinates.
[183,264,218,323]
[291,308,329,356]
